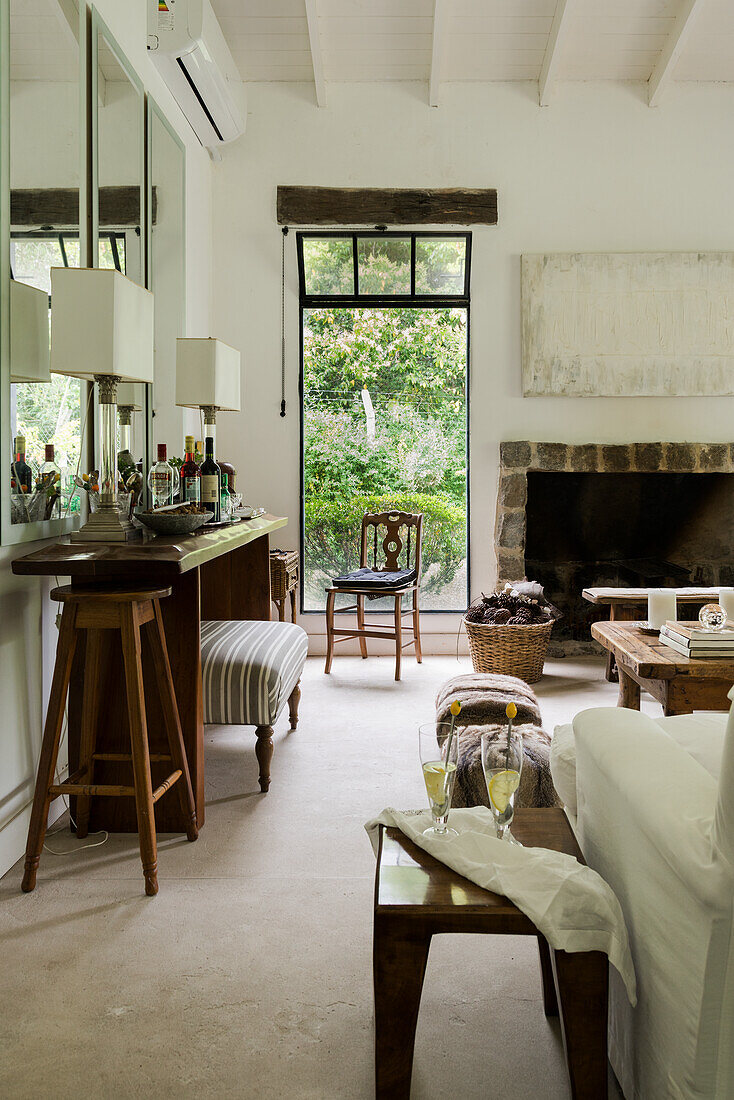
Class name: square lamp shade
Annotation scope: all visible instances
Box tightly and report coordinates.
[175,338,241,411]
[116,382,145,411]
[10,280,51,383]
[50,267,154,383]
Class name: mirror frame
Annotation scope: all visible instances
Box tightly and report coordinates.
[0,0,86,545]
[146,95,187,470]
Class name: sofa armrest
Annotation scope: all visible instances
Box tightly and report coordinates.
[573,707,725,903]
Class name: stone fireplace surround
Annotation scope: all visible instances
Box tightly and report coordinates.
[495,440,734,587]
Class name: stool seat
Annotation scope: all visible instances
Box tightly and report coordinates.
[50,584,173,603]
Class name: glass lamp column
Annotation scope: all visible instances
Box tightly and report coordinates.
[71,375,139,542]
[201,405,218,451]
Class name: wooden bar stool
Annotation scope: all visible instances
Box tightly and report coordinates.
[21,584,198,897]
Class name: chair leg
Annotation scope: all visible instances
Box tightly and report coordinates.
[288,681,302,730]
[356,594,368,659]
[290,588,297,623]
[325,589,336,674]
[255,725,274,792]
[413,590,423,665]
[120,605,159,897]
[394,593,403,682]
[76,628,103,840]
[21,605,78,893]
[277,598,286,622]
[147,602,198,842]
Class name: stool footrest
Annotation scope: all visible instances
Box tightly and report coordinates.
[92,752,172,763]
[50,781,136,797]
[152,770,183,804]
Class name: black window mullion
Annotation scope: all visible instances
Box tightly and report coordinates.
[410,235,416,296]
[352,233,359,296]
[58,234,69,267]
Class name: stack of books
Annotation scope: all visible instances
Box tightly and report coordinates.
[660,621,734,659]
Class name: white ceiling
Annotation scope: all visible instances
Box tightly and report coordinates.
[212,0,734,105]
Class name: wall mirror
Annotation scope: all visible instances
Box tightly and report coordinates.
[147,97,186,457]
[2,0,84,541]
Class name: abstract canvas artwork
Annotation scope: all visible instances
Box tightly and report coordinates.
[522,252,734,397]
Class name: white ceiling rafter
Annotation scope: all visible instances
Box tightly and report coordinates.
[304,0,327,107]
[429,0,447,108]
[648,0,705,107]
[538,0,573,107]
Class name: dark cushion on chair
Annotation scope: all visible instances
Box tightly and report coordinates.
[331,566,416,590]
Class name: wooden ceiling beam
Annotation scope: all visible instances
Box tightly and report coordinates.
[538,0,573,107]
[429,0,447,108]
[648,0,704,107]
[304,0,327,108]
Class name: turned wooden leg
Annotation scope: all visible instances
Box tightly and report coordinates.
[120,605,158,897]
[288,681,302,731]
[255,725,274,792]
[147,602,198,842]
[75,628,102,840]
[373,914,432,1099]
[394,594,403,682]
[551,948,608,1100]
[289,588,297,624]
[325,589,336,674]
[413,590,422,665]
[22,605,78,893]
[356,594,368,659]
[537,935,559,1017]
[618,668,640,710]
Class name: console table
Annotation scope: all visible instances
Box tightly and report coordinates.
[12,513,287,833]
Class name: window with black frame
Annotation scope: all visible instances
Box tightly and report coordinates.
[298,231,470,613]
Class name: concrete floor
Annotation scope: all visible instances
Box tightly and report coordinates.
[0,654,637,1099]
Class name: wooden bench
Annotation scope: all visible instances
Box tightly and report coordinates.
[373,808,608,1099]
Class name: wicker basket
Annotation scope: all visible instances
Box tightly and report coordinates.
[463,616,554,684]
[269,550,299,600]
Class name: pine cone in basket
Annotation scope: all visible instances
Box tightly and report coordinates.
[493,608,512,624]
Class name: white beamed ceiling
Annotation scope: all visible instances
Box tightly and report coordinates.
[213,0,734,94]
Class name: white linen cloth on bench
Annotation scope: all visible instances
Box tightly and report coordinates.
[201,620,308,726]
[365,806,636,1004]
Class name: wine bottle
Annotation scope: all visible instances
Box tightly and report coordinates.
[200,436,221,522]
[180,435,201,505]
[39,444,62,519]
[10,435,33,494]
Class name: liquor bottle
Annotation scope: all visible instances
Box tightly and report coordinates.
[10,435,33,494]
[200,436,221,522]
[180,435,201,505]
[220,473,233,522]
[39,444,61,519]
[147,443,180,509]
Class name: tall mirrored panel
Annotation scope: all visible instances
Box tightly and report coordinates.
[8,0,82,525]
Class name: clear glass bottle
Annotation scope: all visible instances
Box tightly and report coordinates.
[200,436,221,522]
[39,444,62,519]
[147,443,180,509]
[180,435,201,505]
[220,472,232,521]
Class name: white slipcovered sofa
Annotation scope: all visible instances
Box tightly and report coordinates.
[551,694,734,1100]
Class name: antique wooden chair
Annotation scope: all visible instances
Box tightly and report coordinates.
[324,510,423,682]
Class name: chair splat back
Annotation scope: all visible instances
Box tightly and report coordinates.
[360,510,423,577]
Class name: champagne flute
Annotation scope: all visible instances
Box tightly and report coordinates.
[481,728,523,842]
[419,723,459,837]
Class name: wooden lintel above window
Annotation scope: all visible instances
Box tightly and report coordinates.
[277,186,497,227]
[10,186,157,228]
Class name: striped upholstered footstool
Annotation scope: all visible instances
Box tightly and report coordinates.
[201,620,308,792]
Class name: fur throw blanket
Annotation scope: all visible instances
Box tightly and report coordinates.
[446,723,560,811]
[435,673,542,729]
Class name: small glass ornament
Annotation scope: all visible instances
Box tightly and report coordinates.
[698,603,727,632]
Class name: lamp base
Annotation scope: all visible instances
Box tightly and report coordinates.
[70,506,141,543]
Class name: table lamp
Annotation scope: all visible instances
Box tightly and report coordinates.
[10,280,51,383]
[175,337,241,447]
[50,268,154,542]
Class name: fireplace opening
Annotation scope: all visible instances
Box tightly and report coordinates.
[524,471,734,649]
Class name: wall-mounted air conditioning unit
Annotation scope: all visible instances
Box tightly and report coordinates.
[147,0,246,153]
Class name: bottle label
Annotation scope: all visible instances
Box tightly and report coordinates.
[183,476,201,504]
[201,474,219,504]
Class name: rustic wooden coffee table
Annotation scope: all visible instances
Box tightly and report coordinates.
[591,620,734,716]
[373,808,608,1099]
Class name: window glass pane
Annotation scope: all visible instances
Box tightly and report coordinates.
[415,237,466,295]
[357,237,411,295]
[11,239,63,296]
[303,238,354,295]
[98,234,126,273]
